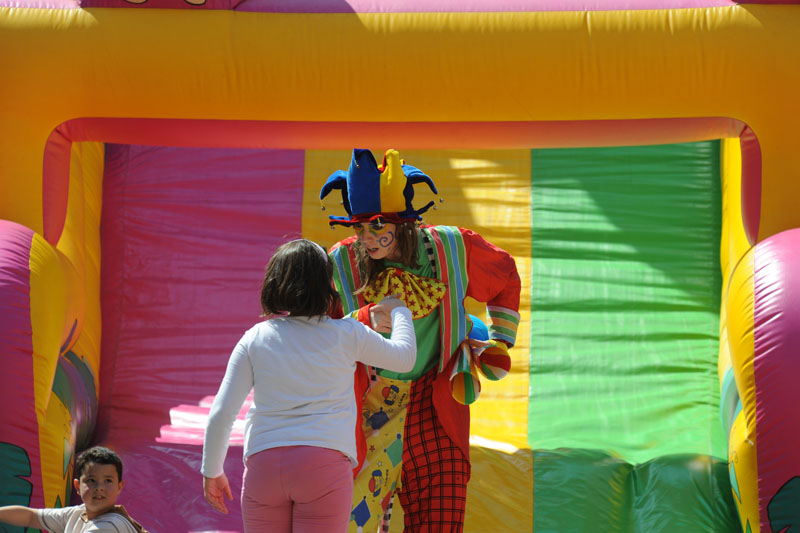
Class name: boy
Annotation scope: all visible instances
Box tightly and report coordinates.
[0,446,146,533]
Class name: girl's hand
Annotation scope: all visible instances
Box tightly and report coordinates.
[369,295,406,332]
[203,473,233,514]
[378,294,406,312]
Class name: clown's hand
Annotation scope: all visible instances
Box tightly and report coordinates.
[466,337,492,360]
[369,294,405,333]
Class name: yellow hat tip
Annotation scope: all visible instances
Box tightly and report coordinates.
[380,149,408,213]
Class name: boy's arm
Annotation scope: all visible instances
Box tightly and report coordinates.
[0,505,42,528]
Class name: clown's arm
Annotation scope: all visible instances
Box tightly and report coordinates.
[460,227,521,348]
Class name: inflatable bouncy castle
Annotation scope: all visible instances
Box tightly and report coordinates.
[1,1,799,532]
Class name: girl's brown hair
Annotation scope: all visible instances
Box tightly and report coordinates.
[355,221,420,291]
[261,239,339,317]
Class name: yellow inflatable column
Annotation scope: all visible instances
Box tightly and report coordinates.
[719,137,758,532]
[30,141,104,507]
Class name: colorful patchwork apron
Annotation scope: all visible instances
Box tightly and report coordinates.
[349,374,411,532]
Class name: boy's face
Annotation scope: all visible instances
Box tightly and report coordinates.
[73,462,124,519]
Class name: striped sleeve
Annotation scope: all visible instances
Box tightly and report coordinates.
[487,305,521,346]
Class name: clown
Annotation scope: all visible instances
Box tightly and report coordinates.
[321,149,521,532]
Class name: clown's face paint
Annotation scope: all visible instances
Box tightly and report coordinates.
[354,221,398,260]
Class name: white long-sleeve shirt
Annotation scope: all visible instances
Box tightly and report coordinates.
[201,307,416,477]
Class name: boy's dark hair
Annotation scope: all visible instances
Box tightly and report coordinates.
[355,221,419,291]
[261,239,339,318]
[75,446,123,481]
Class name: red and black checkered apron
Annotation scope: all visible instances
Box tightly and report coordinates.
[399,366,470,532]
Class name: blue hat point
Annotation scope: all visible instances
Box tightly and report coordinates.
[319,149,438,226]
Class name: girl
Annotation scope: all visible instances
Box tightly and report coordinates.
[201,239,416,533]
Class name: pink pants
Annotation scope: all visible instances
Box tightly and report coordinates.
[241,446,353,533]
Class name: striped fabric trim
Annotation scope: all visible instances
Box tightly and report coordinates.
[423,230,437,269]
[382,494,394,532]
[425,226,468,373]
[331,244,362,315]
[487,305,520,346]
[443,227,468,356]
[426,228,451,373]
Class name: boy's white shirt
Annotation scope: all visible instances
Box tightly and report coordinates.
[38,504,137,533]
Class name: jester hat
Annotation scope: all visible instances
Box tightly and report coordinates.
[319,149,438,226]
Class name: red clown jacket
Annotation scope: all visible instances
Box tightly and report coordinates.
[329,225,521,472]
